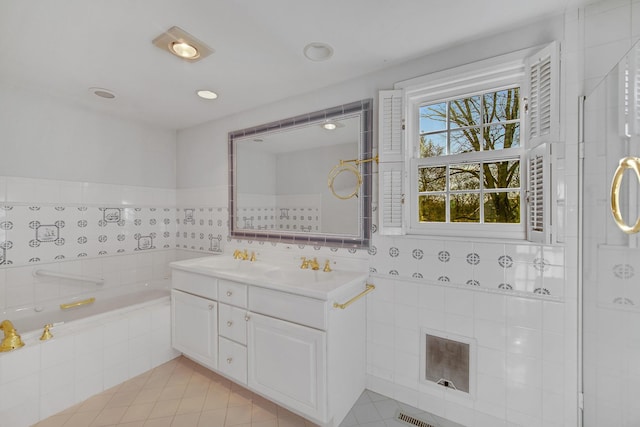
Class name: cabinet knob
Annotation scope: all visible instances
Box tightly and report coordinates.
[226,290,233,297]
[227,357,233,364]
[227,320,233,327]
[208,304,214,310]
[244,315,251,321]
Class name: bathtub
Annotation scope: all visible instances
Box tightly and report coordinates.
[0,279,180,427]
[6,280,171,338]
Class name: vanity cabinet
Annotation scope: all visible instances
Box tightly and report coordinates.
[171,289,218,370]
[247,312,326,420]
[170,266,367,427]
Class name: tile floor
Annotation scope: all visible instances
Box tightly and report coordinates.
[34,356,463,427]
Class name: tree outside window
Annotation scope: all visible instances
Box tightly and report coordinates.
[417,88,521,224]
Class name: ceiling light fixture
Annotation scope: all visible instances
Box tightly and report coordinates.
[321,120,342,130]
[89,87,116,99]
[153,26,214,63]
[196,90,218,100]
[171,42,199,59]
[303,42,334,61]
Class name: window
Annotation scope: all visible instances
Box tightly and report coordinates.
[378,43,558,242]
[415,87,523,227]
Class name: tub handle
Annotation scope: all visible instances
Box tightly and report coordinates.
[226,320,233,327]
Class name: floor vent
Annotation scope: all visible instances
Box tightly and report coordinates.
[395,410,436,427]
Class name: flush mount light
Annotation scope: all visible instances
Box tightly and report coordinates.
[153,26,214,62]
[321,120,342,130]
[89,87,116,99]
[303,42,334,61]
[196,90,218,100]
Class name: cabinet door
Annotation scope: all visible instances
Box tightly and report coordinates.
[171,289,218,369]
[247,312,326,421]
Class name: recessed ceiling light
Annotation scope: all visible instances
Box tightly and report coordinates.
[197,90,218,100]
[152,26,214,63]
[321,120,342,130]
[89,87,116,99]
[303,42,334,61]
[171,42,199,59]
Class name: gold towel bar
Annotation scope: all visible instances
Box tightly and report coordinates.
[333,284,375,310]
[60,297,95,310]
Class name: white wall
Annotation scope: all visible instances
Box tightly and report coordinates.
[0,83,177,189]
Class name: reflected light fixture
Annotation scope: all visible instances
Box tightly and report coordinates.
[197,90,218,100]
[321,120,342,130]
[153,26,214,62]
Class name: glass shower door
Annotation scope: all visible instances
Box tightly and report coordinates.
[582,40,640,427]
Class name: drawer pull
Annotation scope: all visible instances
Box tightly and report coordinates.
[333,284,375,310]
[208,304,215,310]
[226,290,233,297]
[227,320,233,327]
[227,357,233,364]
[244,315,251,321]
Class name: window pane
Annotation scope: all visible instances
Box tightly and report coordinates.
[418,166,446,192]
[483,160,520,190]
[419,133,447,157]
[419,195,446,222]
[450,163,480,190]
[450,128,480,154]
[484,191,520,223]
[449,96,481,129]
[450,193,480,222]
[483,88,520,123]
[483,122,520,150]
[419,102,447,133]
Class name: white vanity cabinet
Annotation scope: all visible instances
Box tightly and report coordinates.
[247,311,326,420]
[170,263,368,427]
[171,289,218,370]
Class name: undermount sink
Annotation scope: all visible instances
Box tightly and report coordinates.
[263,267,364,287]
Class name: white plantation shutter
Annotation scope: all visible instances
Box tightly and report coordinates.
[526,42,559,146]
[378,90,405,235]
[524,42,558,243]
[527,143,552,243]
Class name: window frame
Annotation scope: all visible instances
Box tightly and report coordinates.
[400,57,528,239]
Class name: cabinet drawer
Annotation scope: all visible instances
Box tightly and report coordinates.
[219,337,247,385]
[218,280,248,307]
[249,287,326,330]
[219,303,248,345]
[172,269,218,300]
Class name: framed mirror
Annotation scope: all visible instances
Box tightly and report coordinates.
[229,99,373,248]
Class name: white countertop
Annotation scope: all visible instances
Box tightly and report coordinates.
[170,255,369,300]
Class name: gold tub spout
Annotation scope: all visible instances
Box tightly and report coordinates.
[0,319,25,352]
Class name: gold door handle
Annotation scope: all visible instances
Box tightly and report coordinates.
[611,156,640,234]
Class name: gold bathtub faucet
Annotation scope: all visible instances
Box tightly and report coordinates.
[0,319,25,352]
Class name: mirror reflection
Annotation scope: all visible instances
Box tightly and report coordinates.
[229,99,372,247]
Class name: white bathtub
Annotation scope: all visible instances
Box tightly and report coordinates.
[5,280,171,338]
[0,279,180,427]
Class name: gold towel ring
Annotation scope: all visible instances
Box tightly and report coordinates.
[328,162,362,200]
[611,156,640,234]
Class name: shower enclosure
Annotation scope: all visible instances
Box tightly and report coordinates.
[582,39,640,426]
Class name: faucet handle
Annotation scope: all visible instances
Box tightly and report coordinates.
[250,251,256,262]
[323,260,332,272]
[300,257,309,269]
[40,324,53,341]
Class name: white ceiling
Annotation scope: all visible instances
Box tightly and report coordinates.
[0,0,588,131]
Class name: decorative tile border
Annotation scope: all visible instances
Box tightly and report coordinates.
[0,205,175,267]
